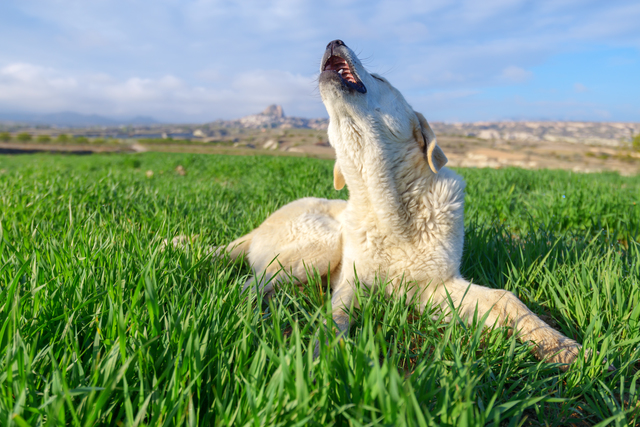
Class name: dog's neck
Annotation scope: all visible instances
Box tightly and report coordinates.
[330,115,436,238]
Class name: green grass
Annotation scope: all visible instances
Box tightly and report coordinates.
[1,152,639,426]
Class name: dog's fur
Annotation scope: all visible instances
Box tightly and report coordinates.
[216,41,582,366]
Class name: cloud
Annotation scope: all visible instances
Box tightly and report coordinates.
[573,82,588,93]
[500,66,533,83]
[0,0,639,121]
[0,62,323,121]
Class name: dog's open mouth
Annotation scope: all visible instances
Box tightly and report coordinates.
[323,55,366,94]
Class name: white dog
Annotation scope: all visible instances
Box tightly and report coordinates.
[216,40,582,366]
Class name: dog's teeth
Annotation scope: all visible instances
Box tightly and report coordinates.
[338,69,344,75]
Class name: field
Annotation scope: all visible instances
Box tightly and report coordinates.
[1,152,639,426]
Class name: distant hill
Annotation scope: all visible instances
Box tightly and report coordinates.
[206,105,639,146]
[430,121,640,147]
[0,111,159,127]
[2,106,637,147]
[208,104,329,130]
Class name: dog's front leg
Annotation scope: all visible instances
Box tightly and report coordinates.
[313,279,356,358]
[329,282,356,335]
[434,276,582,367]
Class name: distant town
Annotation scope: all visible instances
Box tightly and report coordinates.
[1,105,639,147]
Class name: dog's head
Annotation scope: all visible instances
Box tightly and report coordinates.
[319,40,447,189]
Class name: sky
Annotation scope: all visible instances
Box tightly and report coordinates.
[0,0,639,123]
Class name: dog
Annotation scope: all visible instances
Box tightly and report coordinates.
[210,40,583,366]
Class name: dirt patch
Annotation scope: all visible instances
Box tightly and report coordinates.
[0,142,133,155]
[2,134,639,175]
[437,136,640,176]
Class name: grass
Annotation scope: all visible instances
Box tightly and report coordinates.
[0,152,639,426]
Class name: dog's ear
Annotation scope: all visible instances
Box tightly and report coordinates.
[414,112,448,174]
[333,162,345,190]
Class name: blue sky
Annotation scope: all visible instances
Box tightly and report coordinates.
[0,0,639,123]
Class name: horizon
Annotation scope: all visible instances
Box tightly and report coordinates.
[2,106,640,127]
[1,1,639,123]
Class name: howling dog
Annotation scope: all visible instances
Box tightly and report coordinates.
[215,40,582,366]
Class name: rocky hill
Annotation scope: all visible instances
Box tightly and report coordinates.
[430,121,640,147]
[207,105,328,130]
[0,111,158,127]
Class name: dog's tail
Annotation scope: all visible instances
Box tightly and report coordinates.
[211,230,256,261]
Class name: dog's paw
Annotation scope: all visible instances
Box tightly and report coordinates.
[538,340,616,372]
[546,342,581,366]
[160,234,199,251]
[207,244,227,259]
[581,348,616,372]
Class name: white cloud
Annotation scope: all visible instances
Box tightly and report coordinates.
[0,0,639,121]
[499,66,533,83]
[574,83,588,93]
[0,62,323,121]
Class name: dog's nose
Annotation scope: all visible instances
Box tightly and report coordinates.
[326,39,345,52]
